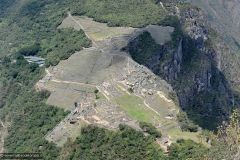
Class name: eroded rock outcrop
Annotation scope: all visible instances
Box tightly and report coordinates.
[126,5,235,129]
[189,0,240,52]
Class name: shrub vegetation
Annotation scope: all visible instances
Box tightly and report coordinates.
[139,121,162,138]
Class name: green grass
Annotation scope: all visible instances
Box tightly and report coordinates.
[114,90,204,144]
[115,94,158,123]
[168,128,209,147]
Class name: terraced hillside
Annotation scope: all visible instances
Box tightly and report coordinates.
[38,15,205,147]
[2,0,239,159]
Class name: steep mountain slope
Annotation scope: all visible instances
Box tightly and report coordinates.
[187,0,240,110]
[40,14,200,147]
[1,0,240,159]
[189,0,240,52]
[125,2,240,129]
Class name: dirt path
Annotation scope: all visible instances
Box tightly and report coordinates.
[45,68,95,87]
[143,100,162,117]
[68,13,98,47]
[134,92,163,117]
[157,91,173,103]
[51,79,95,87]
[96,86,110,101]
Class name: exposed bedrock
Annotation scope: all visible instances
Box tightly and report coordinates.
[189,0,240,52]
[126,6,236,130]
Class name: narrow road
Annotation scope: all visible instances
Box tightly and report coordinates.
[96,86,110,101]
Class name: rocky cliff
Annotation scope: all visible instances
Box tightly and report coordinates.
[126,4,237,129]
[189,0,240,52]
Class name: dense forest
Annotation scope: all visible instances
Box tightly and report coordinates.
[72,0,166,27]
[59,113,240,160]
[0,0,91,159]
[0,57,68,159]
[64,125,165,160]
[0,0,240,159]
[0,0,165,58]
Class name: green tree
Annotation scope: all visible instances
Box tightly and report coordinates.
[207,109,240,160]
[139,121,162,138]
[168,139,207,160]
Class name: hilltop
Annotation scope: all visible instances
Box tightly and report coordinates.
[1,0,240,159]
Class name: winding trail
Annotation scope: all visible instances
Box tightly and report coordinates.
[133,92,163,117]
[143,100,162,117]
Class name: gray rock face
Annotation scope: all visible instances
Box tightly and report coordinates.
[189,0,240,52]
[127,6,235,129]
[173,7,234,127]
[173,39,182,73]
